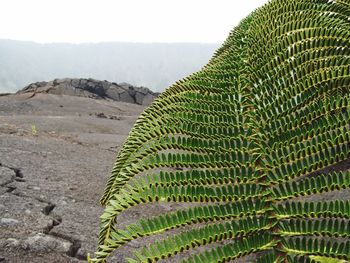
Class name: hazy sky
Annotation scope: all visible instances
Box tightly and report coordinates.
[0,0,269,44]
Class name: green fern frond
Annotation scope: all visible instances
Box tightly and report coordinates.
[275,200,350,219]
[91,0,350,261]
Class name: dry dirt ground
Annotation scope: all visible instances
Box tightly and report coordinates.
[0,93,146,262]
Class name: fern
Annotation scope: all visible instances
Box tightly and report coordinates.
[90,0,350,262]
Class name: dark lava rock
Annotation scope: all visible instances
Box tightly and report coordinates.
[17,78,159,106]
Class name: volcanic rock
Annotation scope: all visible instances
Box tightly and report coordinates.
[17,78,159,106]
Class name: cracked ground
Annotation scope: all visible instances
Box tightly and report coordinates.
[0,93,146,262]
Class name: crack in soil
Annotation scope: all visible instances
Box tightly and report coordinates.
[42,203,56,215]
[0,163,24,192]
[40,201,83,259]
[0,162,84,260]
[5,186,16,193]
[0,163,23,178]
[49,231,83,259]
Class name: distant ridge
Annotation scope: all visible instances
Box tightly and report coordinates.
[0,39,219,93]
[18,78,159,106]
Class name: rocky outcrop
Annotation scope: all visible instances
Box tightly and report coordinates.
[17,78,159,106]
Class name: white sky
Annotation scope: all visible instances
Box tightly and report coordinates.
[0,0,269,44]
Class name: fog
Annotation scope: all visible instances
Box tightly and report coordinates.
[0,40,219,93]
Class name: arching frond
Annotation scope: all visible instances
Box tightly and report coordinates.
[91,0,350,262]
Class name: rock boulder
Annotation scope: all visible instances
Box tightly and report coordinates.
[18,78,159,106]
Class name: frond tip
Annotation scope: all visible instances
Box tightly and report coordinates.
[91,0,350,262]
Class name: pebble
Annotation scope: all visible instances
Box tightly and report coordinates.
[23,233,72,253]
[0,218,19,226]
[5,238,20,248]
[25,209,31,214]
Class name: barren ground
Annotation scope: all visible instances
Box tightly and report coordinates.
[0,93,146,262]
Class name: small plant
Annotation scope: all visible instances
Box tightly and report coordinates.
[91,0,350,262]
[31,124,37,136]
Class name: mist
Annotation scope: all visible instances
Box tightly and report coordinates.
[0,39,219,93]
